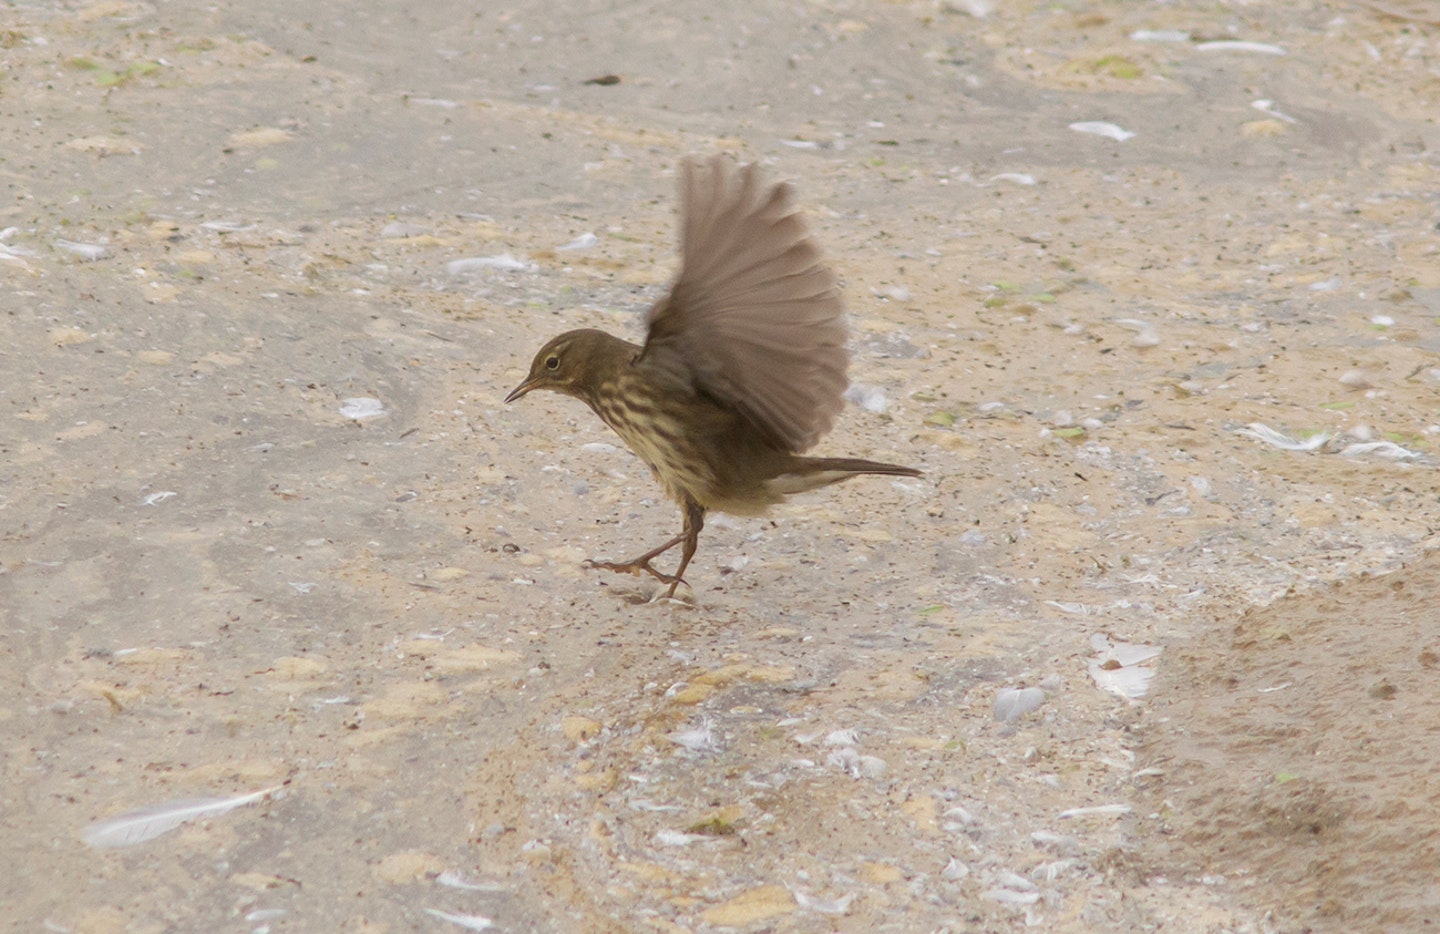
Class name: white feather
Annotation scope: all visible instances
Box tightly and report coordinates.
[82,785,282,848]
[424,908,495,931]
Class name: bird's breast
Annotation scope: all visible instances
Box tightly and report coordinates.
[589,374,724,507]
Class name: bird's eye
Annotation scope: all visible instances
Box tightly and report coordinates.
[545,355,560,371]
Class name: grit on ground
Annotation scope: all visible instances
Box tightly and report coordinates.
[3,2,1438,932]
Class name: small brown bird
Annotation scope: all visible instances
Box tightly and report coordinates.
[506,156,920,597]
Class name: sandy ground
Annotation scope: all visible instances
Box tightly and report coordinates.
[3,1,1439,931]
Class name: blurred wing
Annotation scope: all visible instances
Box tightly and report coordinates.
[643,156,848,453]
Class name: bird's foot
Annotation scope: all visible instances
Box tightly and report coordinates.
[584,557,687,597]
[584,557,682,585]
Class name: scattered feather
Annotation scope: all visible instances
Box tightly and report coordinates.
[993,687,1047,722]
[827,747,886,779]
[82,786,281,848]
[1030,830,1077,849]
[667,719,718,752]
[1046,600,1099,615]
[1092,634,1162,666]
[445,254,533,275]
[1130,29,1190,42]
[1088,666,1152,698]
[1196,40,1286,55]
[1340,441,1419,459]
[1251,99,1298,123]
[380,221,431,238]
[823,728,860,747]
[0,230,35,270]
[654,829,709,846]
[557,232,598,251]
[1116,318,1159,347]
[1068,121,1134,142]
[1032,859,1075,881]
[1088,634,1161,699]
[942,857,970,880]
[1235,423,1329,451]
[435,871,507,892]
[338,397,386,419]
[844,383,888,414]
[55,239,110,261]
[940,0,993,16]
[142,491,178,506]
[944,805,977,827]
[1059,803,1132,819]
[423,908,494,931]
[0,245,35,270]
[721,554,750,573]
[792,889,855,914]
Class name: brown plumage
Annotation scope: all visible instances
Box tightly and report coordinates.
[506,156,920,597]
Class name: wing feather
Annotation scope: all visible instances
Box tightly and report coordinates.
[643,157,848,453]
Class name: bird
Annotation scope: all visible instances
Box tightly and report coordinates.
[505,155,921,598]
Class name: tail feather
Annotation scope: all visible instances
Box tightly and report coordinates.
[766,455,921,496]
[803,456,921,477]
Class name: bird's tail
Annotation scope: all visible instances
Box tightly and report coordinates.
[766,456,921,496]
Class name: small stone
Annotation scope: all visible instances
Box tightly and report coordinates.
[698,885,796,925]
[227,127,294,148]
[1339,369,1372,390]
[372,850,445,884]
[668,683,716,705]
[562,716,602,742]
[48,327,94,346]
[430,644,524,673]
[859,862,905,884]
[573,768,617,792]
[1240,119,1288,137]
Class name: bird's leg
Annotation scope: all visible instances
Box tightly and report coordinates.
[663,501,705,598]
[585,500,707,598]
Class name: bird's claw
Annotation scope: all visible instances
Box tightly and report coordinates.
[584,557,683,586]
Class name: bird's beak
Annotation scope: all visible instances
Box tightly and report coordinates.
[504,376,541,404]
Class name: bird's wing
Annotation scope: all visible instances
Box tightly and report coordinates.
[642,156,849,454]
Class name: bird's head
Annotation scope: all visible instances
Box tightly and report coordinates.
[505,329,614,404]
